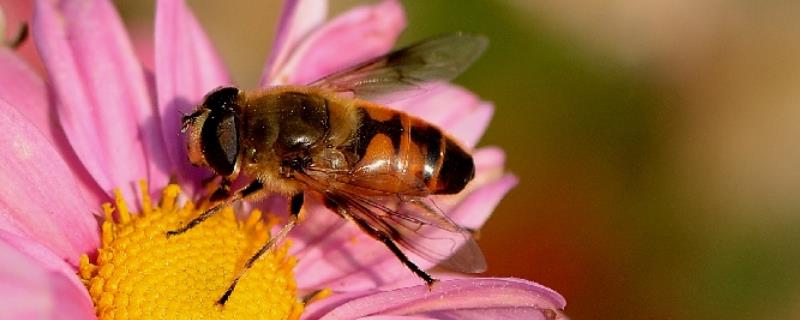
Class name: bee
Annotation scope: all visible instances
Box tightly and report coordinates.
[169,33,489,304]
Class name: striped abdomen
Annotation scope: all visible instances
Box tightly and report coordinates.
[350,104,475,195]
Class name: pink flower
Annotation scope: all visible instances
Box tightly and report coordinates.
[0,0,566,319]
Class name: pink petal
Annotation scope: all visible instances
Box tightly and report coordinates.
[392,85,493,149]
[131,24,155,72]
[358,317,437,320]
[0,98,99,265]
[0,49,48,135]
[472,147,506,171]
[0,0,43,72]
[392,85,479,124]
[316,278,566,320]
[445,102,493,149]
[293,148,515,291]
[260,0,328,86]
[0,233,95,320]
[432,148,517,230]
[302,290,438,320]
[0,231,82,291]
[155,0,232,192]
[302,291,372,320]
[32,0,169,203]
[439,173,517,230]
[0,48,107,210]
[421,307,565,319]
[291,202,397,291]
[405,147,512,231]
[267,0,406,86]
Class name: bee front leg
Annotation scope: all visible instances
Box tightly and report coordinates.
[217,192,304,305]
[165,180,265,237]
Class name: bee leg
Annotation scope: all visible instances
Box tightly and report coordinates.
[165,180,264,237]
[322,197,438,287]
[375,228,437,287]
[217,192,303,305]
[209,177,232,202]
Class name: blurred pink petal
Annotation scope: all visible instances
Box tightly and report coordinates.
[313,278,566,320]
[0,0,43,72]
[267,0,405,85]
[130,25,155,72]
[393,84,492,148]
[433,147,517,229]
[445,102,493,149]
[293,147,515,291]
[471,146,507,172]
[0,49,47,135]
[468,147,507,185]
[0,98,98,265]
[444,173,517,228]
[0,48,107,209]
[0,231,83,291]
[155,0,231,190]
[0,233,95,320]
[260,0,328,86]
[393,85,479,126]
[32,0,169,203]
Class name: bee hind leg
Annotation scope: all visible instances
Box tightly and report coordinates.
[376,229,437,287]
[217,192,304,305]
[322,196,438,288]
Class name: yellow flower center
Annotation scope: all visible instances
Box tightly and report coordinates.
[79,182,303,320]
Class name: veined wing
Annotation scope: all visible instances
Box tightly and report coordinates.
[295,170,487,273]
[309,33,488,102]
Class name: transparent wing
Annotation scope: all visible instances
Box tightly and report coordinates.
[337,192,486,273]
[309,33,488,102]
[295,170,487,273]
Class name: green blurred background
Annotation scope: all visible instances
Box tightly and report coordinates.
[114,1,800,319]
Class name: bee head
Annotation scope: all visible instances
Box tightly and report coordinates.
[184,86,241,177]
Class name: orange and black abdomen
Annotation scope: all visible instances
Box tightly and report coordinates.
[351,104,475,195]
[409,123,475,194]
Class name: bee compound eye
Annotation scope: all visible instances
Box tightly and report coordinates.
[200,109,239,176]
[204,87,240,111]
